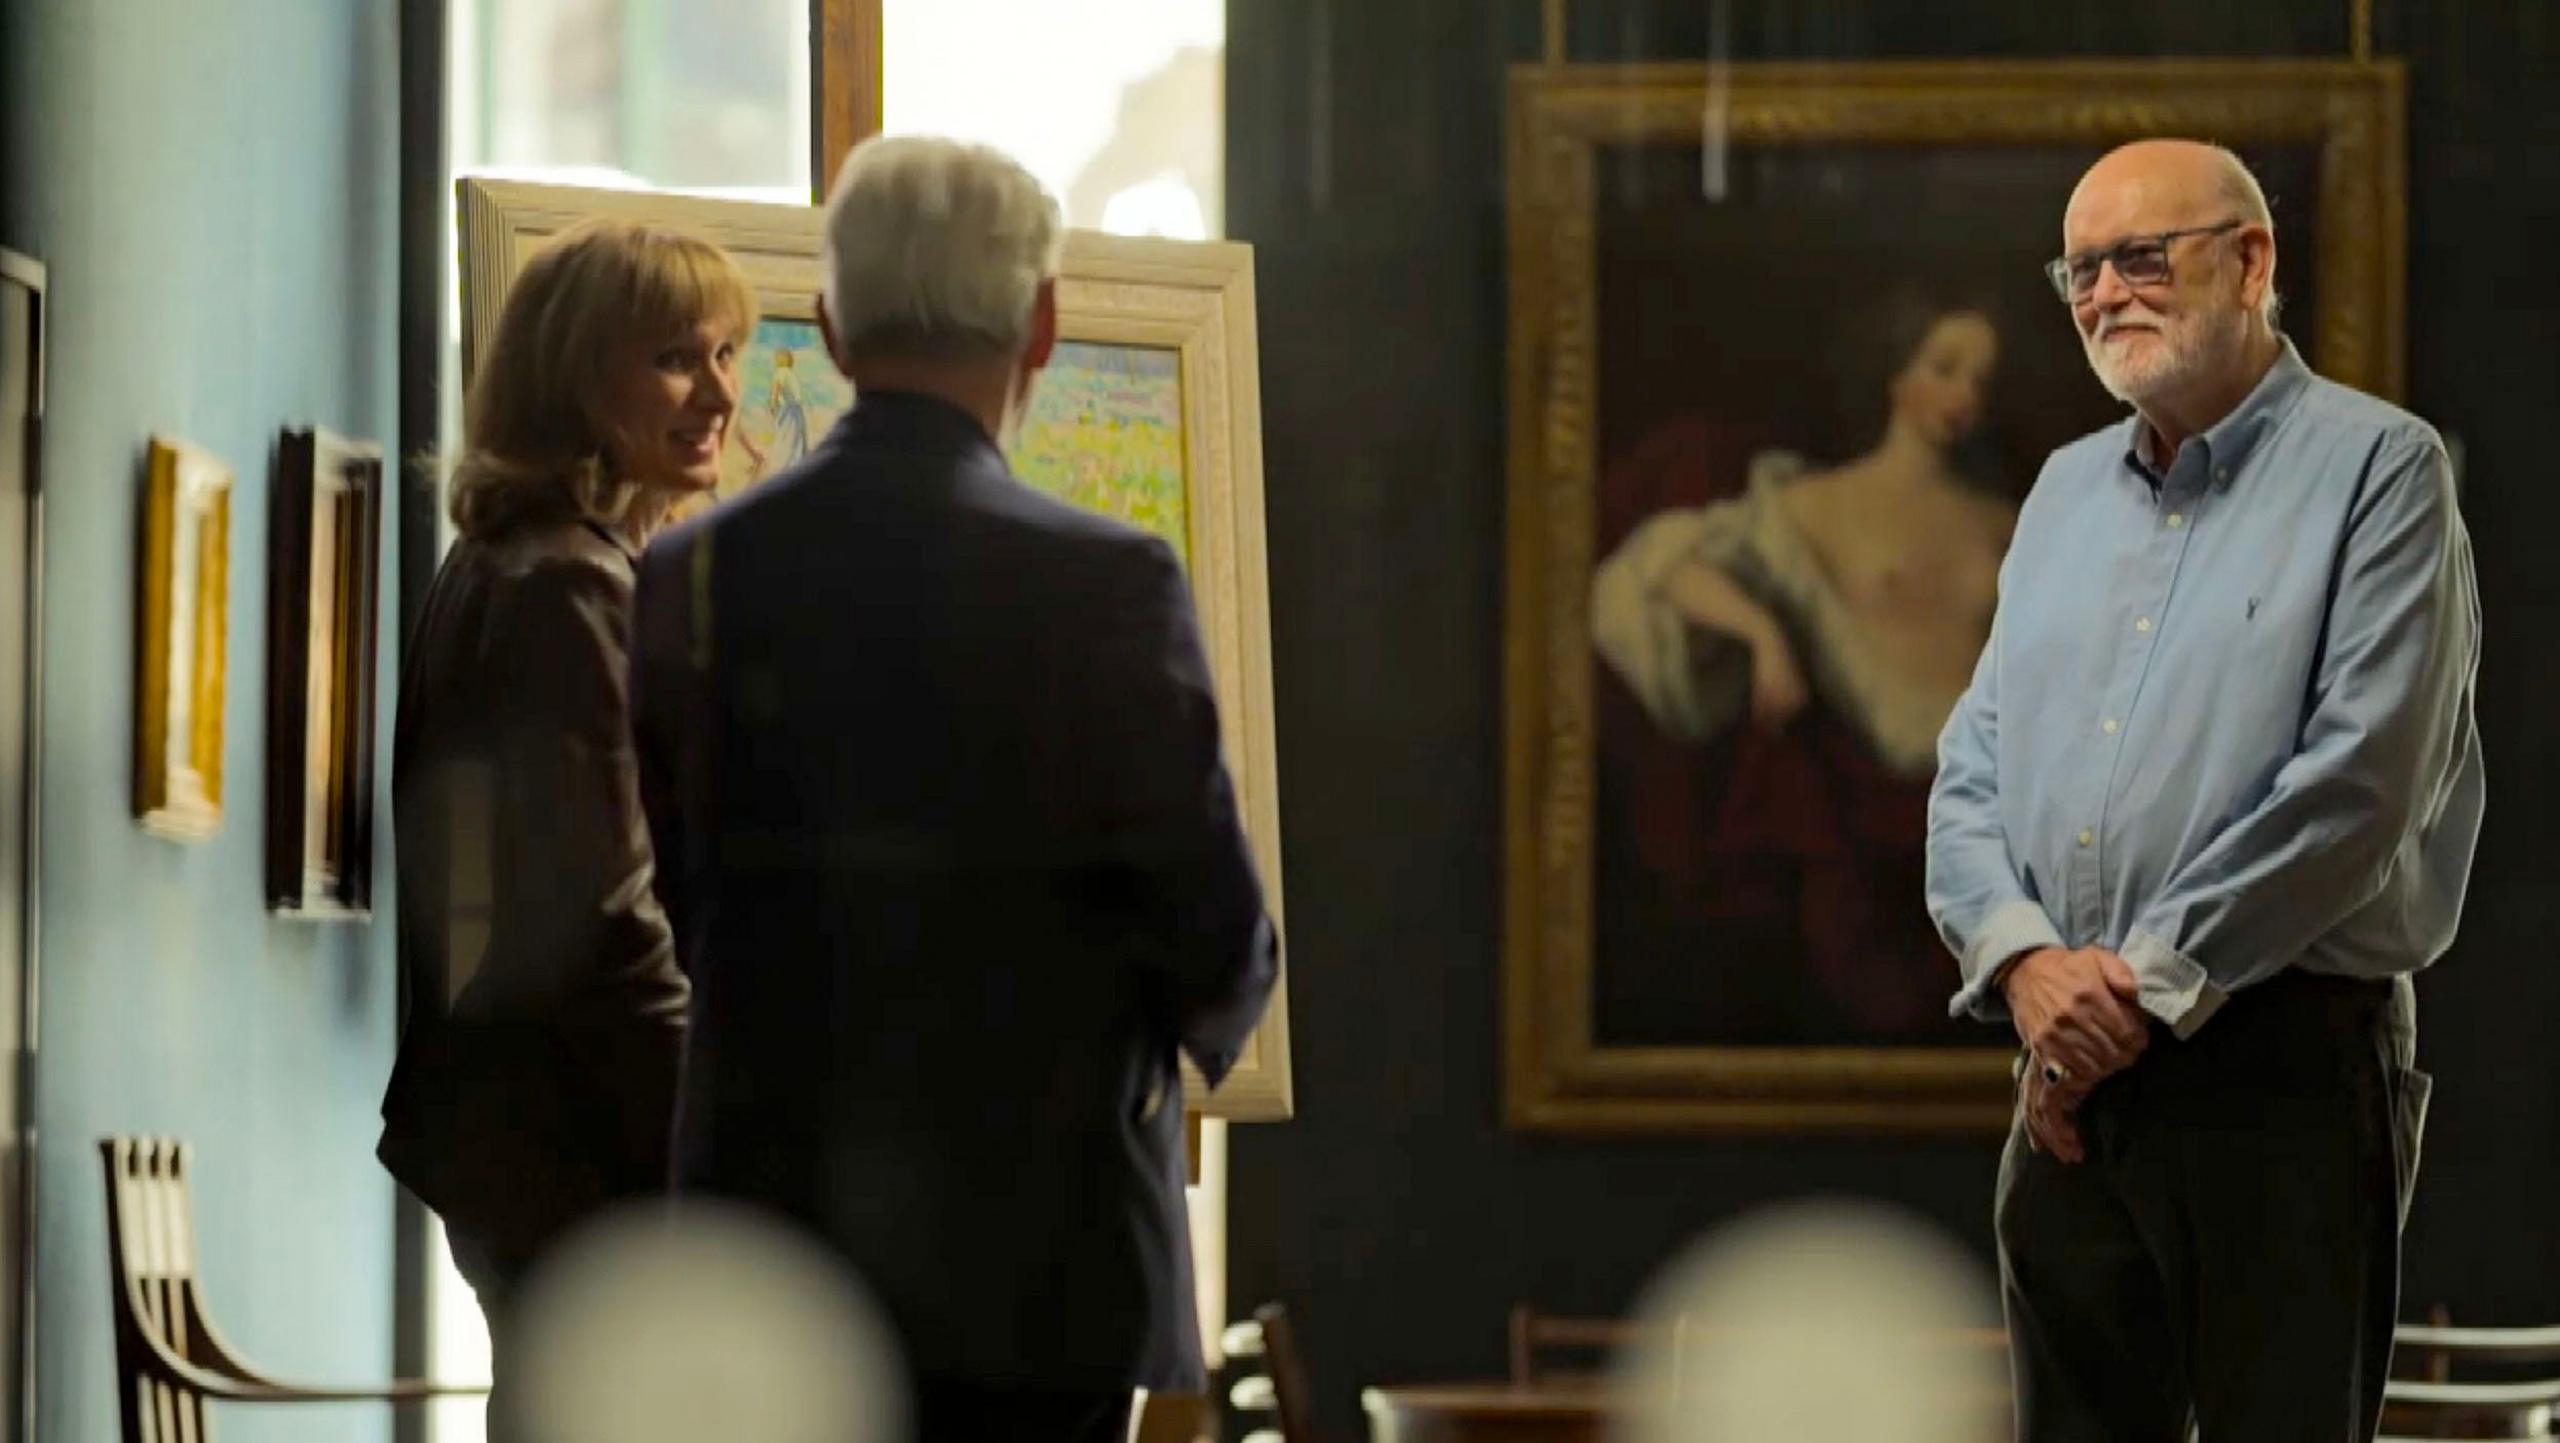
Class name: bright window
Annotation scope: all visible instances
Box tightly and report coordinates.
[458,0,812,201]
[881,0,1225,239]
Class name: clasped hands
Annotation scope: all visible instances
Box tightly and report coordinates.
[2001,946,2151,1164]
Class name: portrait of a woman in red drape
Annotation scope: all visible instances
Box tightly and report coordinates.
[1589,295,2016,1045]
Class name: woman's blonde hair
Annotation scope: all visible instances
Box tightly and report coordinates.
[449,219,757,539]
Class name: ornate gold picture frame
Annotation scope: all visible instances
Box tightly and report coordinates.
[458,177,1292,1119]
[1503,60,2405,1135]
[136,437,233,842]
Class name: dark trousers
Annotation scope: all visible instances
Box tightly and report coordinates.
[910,1377,1134,1443]
[1996,970,2432,1442]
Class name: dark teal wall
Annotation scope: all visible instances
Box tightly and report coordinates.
[2,3,403,1440]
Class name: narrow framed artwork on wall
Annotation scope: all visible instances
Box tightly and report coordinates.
[457,176,1294,1119]
[1502,59,2406,1135]
[266,427,382,917]
[135,437,233,842]
[1,243,48,1443]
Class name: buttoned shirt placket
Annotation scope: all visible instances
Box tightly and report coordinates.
[2067,442,2213,948]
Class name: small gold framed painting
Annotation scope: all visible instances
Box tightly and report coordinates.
[136,436,232,841]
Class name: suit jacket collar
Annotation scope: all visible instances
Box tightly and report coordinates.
[830,388,1003,465]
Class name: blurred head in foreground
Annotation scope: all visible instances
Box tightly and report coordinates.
[1617,1198,2005,1443]
[513,1201,907,1443]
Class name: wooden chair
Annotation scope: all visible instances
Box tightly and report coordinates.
[1508,1301,2011,1429]
[2381,1313,2560,1441]
[1127,1391,1207,1443]
[1508,1304,1649,1387]
[100,1136,487,1443]
[1510,1303,2010,1382]
[1223,1300,1317,1442]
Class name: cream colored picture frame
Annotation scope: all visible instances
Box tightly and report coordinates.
[458,177,1293,1120]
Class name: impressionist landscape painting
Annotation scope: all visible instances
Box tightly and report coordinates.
[722,324,1190,565]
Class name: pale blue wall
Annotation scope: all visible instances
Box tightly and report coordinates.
[1,2,403,1440]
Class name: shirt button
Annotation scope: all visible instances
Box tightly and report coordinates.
[2216,467,2231,482]
[2166,512,2186,528]
[2135,616,2154,633]
[2102,718,2120,735]
[2077,829,2095,848]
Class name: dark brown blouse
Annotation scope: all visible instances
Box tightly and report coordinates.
[377,514,686,1274]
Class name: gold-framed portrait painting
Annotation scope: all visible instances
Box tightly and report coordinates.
[458,177,1293,1120]
[1503,60,2405,1135]
[136,436,234,842]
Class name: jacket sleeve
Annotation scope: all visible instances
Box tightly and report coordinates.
[1085,536,1279,1086]
[483,555,688,1178]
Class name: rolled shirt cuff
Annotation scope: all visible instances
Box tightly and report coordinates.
[2120,927,2228,1039]
[1947,900,2067,1024]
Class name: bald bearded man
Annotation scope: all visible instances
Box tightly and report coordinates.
[1925,140,2483,1438]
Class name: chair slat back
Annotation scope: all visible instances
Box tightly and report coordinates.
[1509,1305,1646,1386]
[1255,1302,1317,1443]
[101,1137,214,1443]
[2384,1311,2560,1440]
[1222,1303,1318,1443]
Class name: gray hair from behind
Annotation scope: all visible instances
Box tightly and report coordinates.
[2206,143,2282,330]
[820,135,1065,364]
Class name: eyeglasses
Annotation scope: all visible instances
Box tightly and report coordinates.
[2046,219,2247,303]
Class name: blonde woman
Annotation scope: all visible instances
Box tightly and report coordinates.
[377,219,751,1433]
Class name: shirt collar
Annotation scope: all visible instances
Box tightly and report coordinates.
[2121,336,2312,488]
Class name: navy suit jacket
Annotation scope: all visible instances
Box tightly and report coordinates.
[629,389,1277,1391]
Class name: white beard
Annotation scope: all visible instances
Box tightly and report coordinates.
[2085,306,2246,405]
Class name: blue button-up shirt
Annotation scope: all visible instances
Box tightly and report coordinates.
[1927,340,2483,1037]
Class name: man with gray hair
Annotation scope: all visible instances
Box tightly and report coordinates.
[1927,139,2482,1437]
[629,135,1278,1441]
